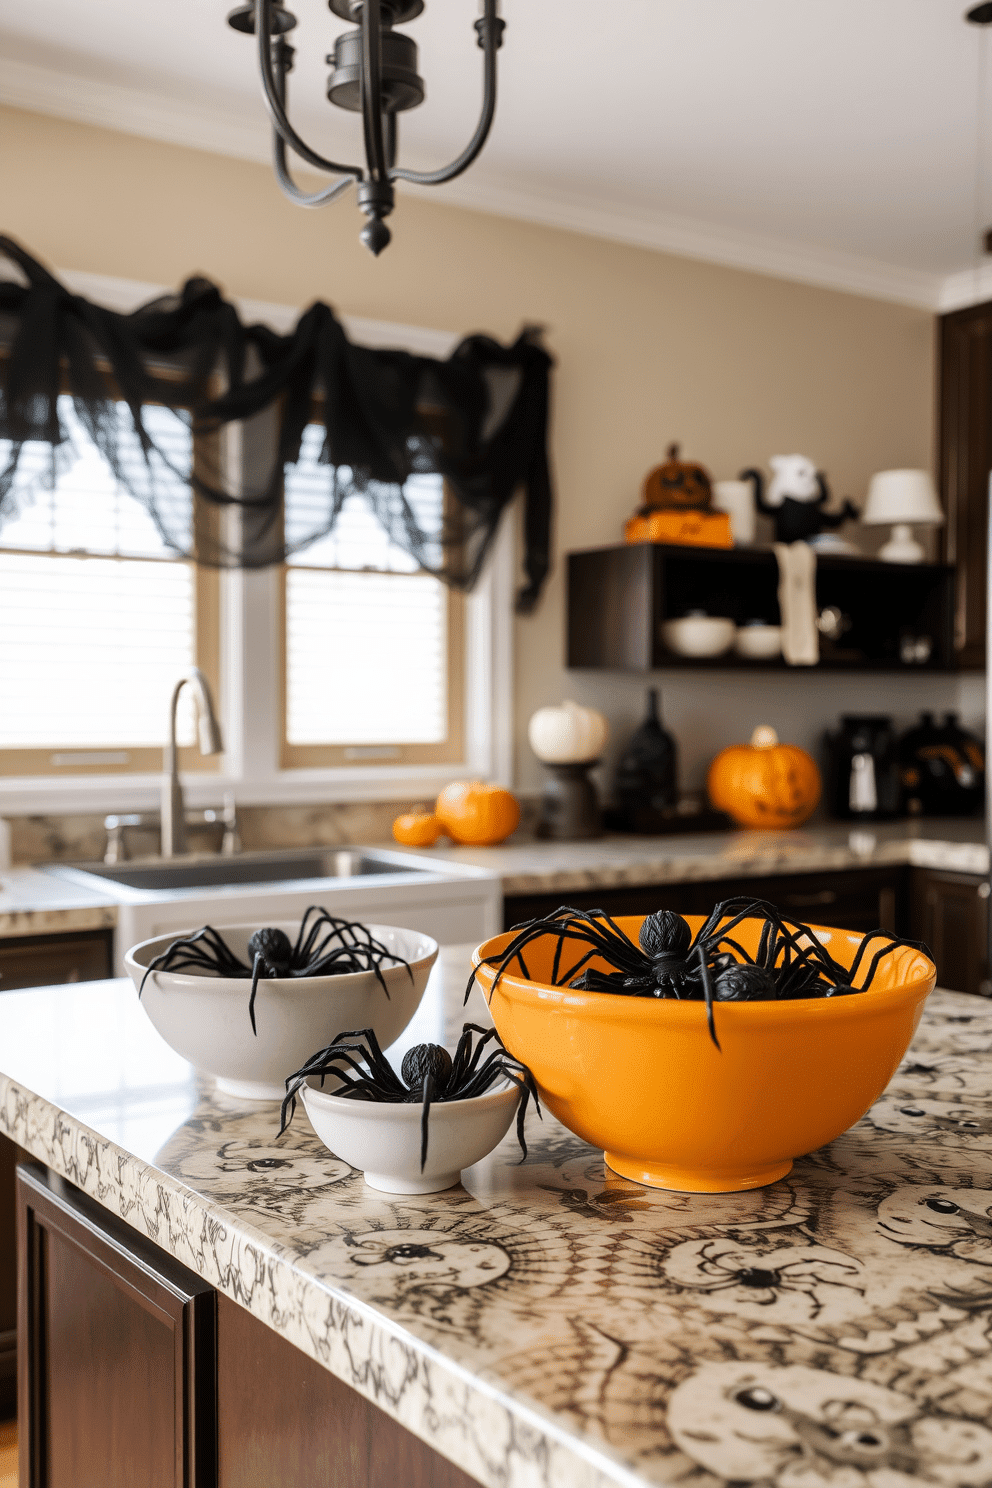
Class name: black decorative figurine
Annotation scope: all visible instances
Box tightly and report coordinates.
[740,455,858,546]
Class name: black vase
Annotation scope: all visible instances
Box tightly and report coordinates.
[611,689,678,832]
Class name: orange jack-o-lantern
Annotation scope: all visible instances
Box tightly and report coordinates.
[707,726,821,830]
[641,444,713,512]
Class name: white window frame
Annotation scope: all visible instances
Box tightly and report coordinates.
[0,272,513,814]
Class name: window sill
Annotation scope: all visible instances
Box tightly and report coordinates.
[0,762,492,818]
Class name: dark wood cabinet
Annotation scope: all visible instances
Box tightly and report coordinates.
[567,544,955,672]
[0,1137,17,1422]
[14,1165,485,1487]
[505,865,908,936]
[216,1293,481,1488]
[910,867,990,998]
[16,1164,216,1487]
[0,930,113,992]
[938,299,992,669]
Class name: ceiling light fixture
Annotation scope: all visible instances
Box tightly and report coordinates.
[226,0,504,255]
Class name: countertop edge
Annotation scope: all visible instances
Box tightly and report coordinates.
[0,1071,645,1488]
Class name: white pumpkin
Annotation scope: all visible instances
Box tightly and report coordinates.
[528,700,609,764]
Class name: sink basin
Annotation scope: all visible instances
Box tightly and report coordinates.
[40,844,502,979]
[46,848,413,894]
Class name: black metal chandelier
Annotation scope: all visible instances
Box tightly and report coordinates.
[226,0,505,255]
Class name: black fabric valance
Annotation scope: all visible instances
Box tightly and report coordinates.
[0,235,553,611]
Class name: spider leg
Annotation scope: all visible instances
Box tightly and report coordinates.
[698,943,720,1052]
[248,951,265,1036]
[456,1026,501,1084]
[448,1024,485,1086]
[304,946,392,999]
[328,1028,405,1091]
[419,1070,435,1171]
[506,1068,542,1160]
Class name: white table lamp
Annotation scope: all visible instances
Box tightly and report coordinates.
[861,469,944,563]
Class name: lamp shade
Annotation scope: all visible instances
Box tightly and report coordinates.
[862,470,944,527]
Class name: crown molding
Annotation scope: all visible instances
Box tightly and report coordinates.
[936,263,992,314]
[0,53,959,312]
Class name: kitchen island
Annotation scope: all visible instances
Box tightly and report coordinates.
[2,947,992,1487]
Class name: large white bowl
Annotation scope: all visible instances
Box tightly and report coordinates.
[125,922,437,1101]
[301,1077,520,1194]
[660,615,736,658]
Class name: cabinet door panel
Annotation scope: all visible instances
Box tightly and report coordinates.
[0,932,113,992]
[939,301,992,668]
[910,868,989,996]
[16,1165,216,1488]
[217,1292,481,1488]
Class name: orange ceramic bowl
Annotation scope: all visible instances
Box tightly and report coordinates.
[472,915,935,1194]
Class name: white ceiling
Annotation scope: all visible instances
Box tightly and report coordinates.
[3,0,992,307]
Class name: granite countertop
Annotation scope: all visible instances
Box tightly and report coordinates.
[3,946,992,1488]
[394,817,989,896]
[0,818,986,940]
[0,864,118,939]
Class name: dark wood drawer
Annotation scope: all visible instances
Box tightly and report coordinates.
[0,929,113,991]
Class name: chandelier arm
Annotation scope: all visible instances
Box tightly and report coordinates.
[360,0,390,183]
[273,132,357,207]
[390,0,501,186]
[255,0,363,180]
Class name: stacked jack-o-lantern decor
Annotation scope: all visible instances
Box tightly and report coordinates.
[625,444,732,549]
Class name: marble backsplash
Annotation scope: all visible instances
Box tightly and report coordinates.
[5,797,543,865]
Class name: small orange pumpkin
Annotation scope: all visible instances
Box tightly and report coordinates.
[435,780,521,846]
[707,726,820,830]
[392,810,444,847]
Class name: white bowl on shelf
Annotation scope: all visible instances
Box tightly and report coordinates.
[660,615,736,658]
[301,1078,521,1194]
[734,623,783,660]
[125,922,437,1101]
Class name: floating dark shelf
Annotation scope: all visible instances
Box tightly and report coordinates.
[567,543,956,673]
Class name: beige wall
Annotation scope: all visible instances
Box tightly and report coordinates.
[2,105,949,797]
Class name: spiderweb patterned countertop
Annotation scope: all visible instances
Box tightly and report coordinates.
[1,947,991,1488]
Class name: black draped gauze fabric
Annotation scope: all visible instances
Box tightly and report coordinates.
[0,235,553,612]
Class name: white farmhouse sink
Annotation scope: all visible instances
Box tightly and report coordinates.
[42,846,501,974]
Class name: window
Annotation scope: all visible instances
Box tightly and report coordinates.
[0,396,220,776]
[279,423,464,768]
[0,288,510,809]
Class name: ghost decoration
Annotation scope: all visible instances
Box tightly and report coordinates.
[740,455,859,546]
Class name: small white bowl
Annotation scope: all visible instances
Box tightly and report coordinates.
[301,1078,521,1194]
[125,922,437,1101]
[660,615,736,658]
[734,623,783,660]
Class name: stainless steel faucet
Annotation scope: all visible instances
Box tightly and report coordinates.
[162,669,224,857]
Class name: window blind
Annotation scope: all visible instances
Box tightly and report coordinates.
[0,398,198,755]
[284,425,449,748]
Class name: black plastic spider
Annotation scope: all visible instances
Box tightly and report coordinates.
[138,906,412,1035]
[279,1023,541,1171]
[469,898,931,1051]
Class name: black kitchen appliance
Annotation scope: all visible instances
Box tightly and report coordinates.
[899,711,984,817]
[824,714,902,820]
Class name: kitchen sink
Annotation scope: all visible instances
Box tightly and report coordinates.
[40,846,502,975]
[46,848,415,894]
